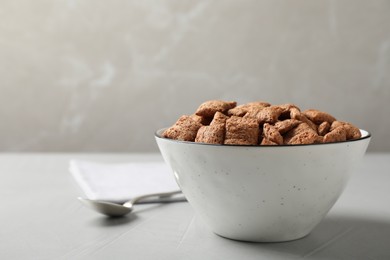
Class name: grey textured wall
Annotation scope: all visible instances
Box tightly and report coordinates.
[1,0,389,152]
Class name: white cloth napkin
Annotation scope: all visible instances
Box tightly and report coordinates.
[70,160,185,203]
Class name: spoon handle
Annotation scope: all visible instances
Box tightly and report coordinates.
[123,190,183,207]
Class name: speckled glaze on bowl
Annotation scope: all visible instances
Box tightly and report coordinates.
[155,129,371,242]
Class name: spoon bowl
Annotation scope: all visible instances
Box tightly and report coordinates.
[78,190,183,217]
[78,198,133,217]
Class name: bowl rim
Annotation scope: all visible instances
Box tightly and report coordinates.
[155,128,371,148]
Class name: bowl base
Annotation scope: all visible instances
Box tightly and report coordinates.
[214,230,311,243]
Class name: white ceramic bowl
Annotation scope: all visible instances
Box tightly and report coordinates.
[155,129,371,242]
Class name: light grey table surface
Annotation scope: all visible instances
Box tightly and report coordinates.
[0,153,389,260]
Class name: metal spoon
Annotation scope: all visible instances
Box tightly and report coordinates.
[78,190,183,217]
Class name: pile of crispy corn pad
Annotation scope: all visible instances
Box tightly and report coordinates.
[162,100,361,145]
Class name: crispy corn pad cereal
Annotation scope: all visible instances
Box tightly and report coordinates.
[163,100,362,145]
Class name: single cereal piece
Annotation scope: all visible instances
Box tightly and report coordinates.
[323,126,347,143]
[289,107,301,120]
[286,122,316,136]
[247,106,283,124]
[163,115,202,141]
[343,124,361,140]
[283,123,317,144]
[263,123,283,145]
[242,106,264,119]
[286,131,319,145]
[210,111,229,126]
[195,100,237,118]
[330,121,361,140]
[318,121,331,136]
[228,101,270,116]
[303,109,336,124]
[224,116,259,145]
[195,124,225,144]
[263,105,284,123]
[274,119,301,135]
